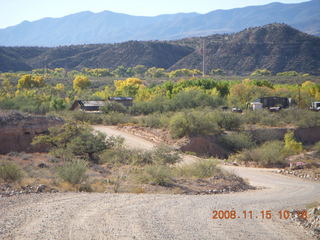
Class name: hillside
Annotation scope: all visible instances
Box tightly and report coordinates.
[0,0,319,46]
[0,24,319,75]
[171,23,320,75]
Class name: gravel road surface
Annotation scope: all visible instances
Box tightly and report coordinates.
[0,125,319,240]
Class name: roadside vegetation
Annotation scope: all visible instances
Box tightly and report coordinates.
[0,66,319,192]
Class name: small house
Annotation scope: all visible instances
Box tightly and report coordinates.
[71,97,133,112]
[70,100,107,112]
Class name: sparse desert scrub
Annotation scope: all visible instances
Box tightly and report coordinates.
[134,165,174,187]
[57,159,88,185]
[235,141,287,167]
[175,159,222,179]
[0,161,23,182]
[219,132,256,152]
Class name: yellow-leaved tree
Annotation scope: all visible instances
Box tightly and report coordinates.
[114,77,144,97]
[17,74,45,89]
[73,75,91,92]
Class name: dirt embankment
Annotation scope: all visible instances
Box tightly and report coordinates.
[0,111,63,154]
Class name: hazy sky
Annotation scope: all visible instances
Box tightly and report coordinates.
[0,0,308,29]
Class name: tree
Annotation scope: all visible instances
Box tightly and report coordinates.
[93,86,112,100]
[283,131,303,155]
[210,68,225,76]
[112,66,128,77]
[73,75,91,91]
[32,122,107,163]
[132,65,147,77]
[114,77,144,97]
[67,131,107,163]
[145,67,166,78]
[50,97,66,111]
[17,74,45,89]
[251,69,272,76]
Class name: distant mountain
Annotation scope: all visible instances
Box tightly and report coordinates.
[171,23,320,75]
[0,24,319,75]
[0,0,319,46]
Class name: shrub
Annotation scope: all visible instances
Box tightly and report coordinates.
[136,165,173,186]
[138,113,171,128]
[314,142,320,156]
[100,144,180,166]
[297,112,320,128]
[151,144,181,165]
[214,112,242,130]
[99,147,134,166]
[138,113,162,128]
[33,122,107,163]
[237,141,286,167]
[103,112,136,125]
[176,159,222,178]
[169,111,219,138]
[101,102,128,113]
[57,160,88,185]
[131,90,224,115]
[219,132,255,152]
[69,111,103,124]
[67,131,107,163]
[283,131,303,155]
[0,162,23,182]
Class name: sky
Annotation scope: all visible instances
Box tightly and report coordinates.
[0,0,308,29]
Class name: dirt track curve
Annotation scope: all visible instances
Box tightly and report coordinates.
[0,125,319,240]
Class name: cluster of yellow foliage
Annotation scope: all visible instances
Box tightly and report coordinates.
[114,78,144,97]
[73,75,91,91]
[17,74,45,89]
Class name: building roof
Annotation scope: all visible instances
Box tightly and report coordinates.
[78,101,107,107]
[109,97,133,101]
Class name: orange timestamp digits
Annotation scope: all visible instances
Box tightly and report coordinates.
[212,210,307,220]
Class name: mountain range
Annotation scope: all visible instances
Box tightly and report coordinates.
[0,0,319,46]
[0,24,319,75]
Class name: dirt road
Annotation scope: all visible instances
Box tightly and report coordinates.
[0,125,319,240]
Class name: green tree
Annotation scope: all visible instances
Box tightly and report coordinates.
[251,69,272,76]
[32,122,107,162]
[112,66,128,77]
[283,131,303,155]
[145,67,166,78]
[132,65,147,77]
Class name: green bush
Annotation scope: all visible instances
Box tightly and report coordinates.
[175,159,222,178]
[69,111,103,124]
[57,160,88,185]
[101,102,128,113]
[219,132,255,151]
[151,144,181,165]
[138,113,171,128]
[100,144,180,166]
[0,162,23,182]
[99,147,134,165]
[136,165,173,186]
[237,141,286,167]
[131,90,224,115]
[103,112,136,125]
[214,112,242,130]
[314,142,320,156]
[169,111,219,138]
[283,131,303,155]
